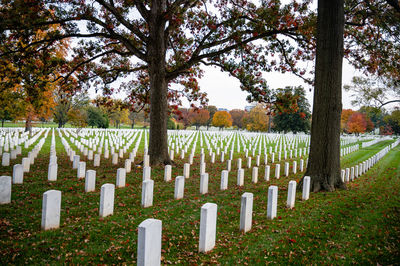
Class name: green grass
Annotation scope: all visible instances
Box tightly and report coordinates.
[0,131,399,264]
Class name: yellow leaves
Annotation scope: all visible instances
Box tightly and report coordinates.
[212,111,233,128]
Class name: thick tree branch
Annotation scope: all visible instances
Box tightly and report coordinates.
[95,0,148,42]
[379,99,400,108]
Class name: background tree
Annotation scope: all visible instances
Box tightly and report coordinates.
[68,108,88,128]
[358,106,386,130]
[0,87,23,127]
[175,108,191,129]
[212,111,232,130]
[242,106,269,132]
[206,106,218,130]
[1,23,73,133]
[344,76,400,109]
[53,92,89,128]
[341,109,355,132]
[346,112,367,134]
[86,106,109,128]
[230,109,246,129]
[384,109,400,135]
[273,86,311,133]
[188,108,209,130]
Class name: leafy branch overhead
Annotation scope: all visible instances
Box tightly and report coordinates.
[1,1,399,109]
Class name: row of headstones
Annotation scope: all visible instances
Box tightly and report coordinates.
[3,133,50,184]
[139,157,308,208]
[342,138,399,183]
[60,129,143,164]
[361,136,390,148]
[0,175,311,263]
[132,176,313,265]
[133,139,400,265]
[1,128,49,167]
[340,143,359,157]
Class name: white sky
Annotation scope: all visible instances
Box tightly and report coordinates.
[179,59,362,111]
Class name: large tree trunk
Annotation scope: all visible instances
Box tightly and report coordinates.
[304,0,346,192]
[148,0,171,166]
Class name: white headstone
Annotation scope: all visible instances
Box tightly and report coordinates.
[141,180,154,208]
[174,176,185,199]
[164,165,172,182]
[22,157,30,172]
[137,219,162,266]
[48,163,58,181]
[226,160,231,172]
[264,165,270,181]
[237,158,242,169]
[199,203,217,253]
[12,164,24,184]
[200,162,206,175]
[240,192,253,233]
[200,173,209,194]
[143,166,151,181]
[292,161,297,174]
[116,168,126,188]
[275,164,280,179]
[0,176,11,204]
[99,183,115,217]
[143,155,150,168]
[287,180,297,209]
[302,176,311,201]
[2,153,10,166]
[284,162,289,177]
[252,167,258,183]
[237,168,244,186]
[267,186,278,220]
[183,163,190,179]
[220,170,228,190]
[41,190,61,230]
[72,155,80,169]
[112,153,118,165]
[85,170,96,192]
[77,161,86,179]
[247,157,252,168]
[125,159,132,173]
[93,153,100,167]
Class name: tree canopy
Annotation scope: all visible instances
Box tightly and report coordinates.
[212,110,232,129]
[273,86,311,133]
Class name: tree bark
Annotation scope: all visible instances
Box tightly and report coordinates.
[148,0,171,166]
[304,0,346,192]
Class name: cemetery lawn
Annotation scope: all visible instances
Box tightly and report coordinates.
[1,132,399,264]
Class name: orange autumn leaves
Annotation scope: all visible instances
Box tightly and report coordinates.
[341,109,374,134]
[212,111,233,129]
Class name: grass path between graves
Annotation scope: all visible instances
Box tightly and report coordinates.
[0,131,399,265]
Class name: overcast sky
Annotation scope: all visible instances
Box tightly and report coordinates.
[179,59,362,111]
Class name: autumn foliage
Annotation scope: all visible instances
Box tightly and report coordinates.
[341,109,374,134]
[212,111,233,129]
[188,109,210,130]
